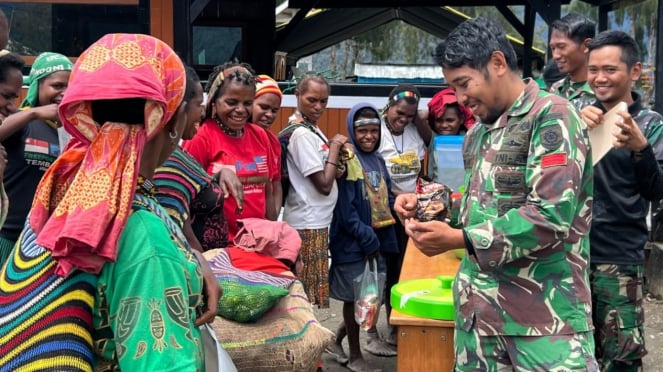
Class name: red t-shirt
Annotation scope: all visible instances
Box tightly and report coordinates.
[183,120,274,241]
[264,130,281,182]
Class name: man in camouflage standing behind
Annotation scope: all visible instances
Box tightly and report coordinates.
[394,17,598,370]
[549,12,596,111]
[581,31,663,372]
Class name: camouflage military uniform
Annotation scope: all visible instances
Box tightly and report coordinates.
[550,76,596,112]
[590,92,663,372]
[454,80,597,371]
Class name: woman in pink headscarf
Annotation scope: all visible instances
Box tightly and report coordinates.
[0,34,215,371]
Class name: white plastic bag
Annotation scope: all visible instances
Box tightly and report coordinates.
[200,323,237,372]
[353,258,386,331]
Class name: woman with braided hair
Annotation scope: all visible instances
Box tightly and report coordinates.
[183,62,277,243]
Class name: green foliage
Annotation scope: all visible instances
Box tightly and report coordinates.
[455,6,548,49]
[613,0,657,63]
[563,0,597,21]
[351,20,442,64]
[353,22,396,62]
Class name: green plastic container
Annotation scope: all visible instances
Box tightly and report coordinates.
[390,275,455,320]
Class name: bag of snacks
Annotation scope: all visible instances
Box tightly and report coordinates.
[415,178,452,222]
[353,258,385,331]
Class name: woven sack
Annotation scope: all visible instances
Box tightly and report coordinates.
[211,280,333,371]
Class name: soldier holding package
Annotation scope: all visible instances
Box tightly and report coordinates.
[394,17,597,371]
[581,30,663,372]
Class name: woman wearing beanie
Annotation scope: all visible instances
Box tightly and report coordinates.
[252,74,284,212]
[0,52,72,265]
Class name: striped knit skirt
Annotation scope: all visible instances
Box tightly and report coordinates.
[0,223,97,371]
[297,228,330,309]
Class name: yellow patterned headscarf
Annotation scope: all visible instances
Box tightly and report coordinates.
[29,33,185,277]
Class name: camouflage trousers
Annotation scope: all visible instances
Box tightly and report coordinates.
[590,263,647,372]
[454,329,598,371]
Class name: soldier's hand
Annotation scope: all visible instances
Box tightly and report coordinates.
[580,105,603,130]
[394,193,418,222]
[614,111,648,152]
[404,218,464,257]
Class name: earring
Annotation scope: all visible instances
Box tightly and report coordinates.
[169,129,178,140]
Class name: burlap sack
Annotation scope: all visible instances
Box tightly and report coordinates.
[205,250,334,371]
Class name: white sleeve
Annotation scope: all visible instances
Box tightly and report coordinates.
[288,128,327,177]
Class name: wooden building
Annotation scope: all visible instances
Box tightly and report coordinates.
[2,0,661,127]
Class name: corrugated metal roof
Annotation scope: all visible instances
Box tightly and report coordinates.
[354,63,443,79]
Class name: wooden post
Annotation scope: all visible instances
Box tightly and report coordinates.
[646,241,663,299]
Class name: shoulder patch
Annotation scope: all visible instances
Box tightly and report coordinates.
[540,124,564,150]
[541,152,567,168]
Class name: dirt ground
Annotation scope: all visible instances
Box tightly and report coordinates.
[314,293,663,372]
[643,295,663,371]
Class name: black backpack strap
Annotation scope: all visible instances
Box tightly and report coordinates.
[278,122,327,144]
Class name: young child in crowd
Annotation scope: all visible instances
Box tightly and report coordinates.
[326,103,398,372]
[425,88,474,182]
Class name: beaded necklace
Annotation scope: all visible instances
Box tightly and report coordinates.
[384,116,405,154]
[213,115,244,137]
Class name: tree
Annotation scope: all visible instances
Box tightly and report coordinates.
[612,0,657,104]
[456,5,549,49]
[562,1,597,22]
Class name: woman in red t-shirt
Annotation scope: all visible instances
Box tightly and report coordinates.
[183,62,276,242]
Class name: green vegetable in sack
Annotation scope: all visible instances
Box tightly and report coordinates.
[217,276,289,323]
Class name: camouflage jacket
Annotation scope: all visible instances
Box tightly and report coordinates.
[591,92,663,264]
[455,80,594,336]
[550,76,596,112]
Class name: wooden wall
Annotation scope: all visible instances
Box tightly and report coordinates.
[149,0,175,47]
[14,89,352,140]
[271,107,351,137]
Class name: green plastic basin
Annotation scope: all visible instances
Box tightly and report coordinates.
[390,275,455,320]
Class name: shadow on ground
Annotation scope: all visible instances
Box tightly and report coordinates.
[314,297,663,372]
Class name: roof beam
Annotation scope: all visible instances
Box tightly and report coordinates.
[190,0,211,20]
[290,0,571,6]
[275,0,319,45]
[496,4,525,36]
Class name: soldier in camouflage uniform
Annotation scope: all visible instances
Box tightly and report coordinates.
[580,31,663,372]
[549,13,596,111]
[394,17,598,371]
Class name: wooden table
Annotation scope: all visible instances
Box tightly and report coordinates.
[390,242,461,372]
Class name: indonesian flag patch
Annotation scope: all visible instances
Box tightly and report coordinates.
[541,152,567,168]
